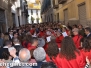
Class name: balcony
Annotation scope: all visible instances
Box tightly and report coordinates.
[53,0,59,9]
[53,5,59,9]
[41,0,51,14]
[10,0,17,3]
[58,0,67,4]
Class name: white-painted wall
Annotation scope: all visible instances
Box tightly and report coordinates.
[11,0,27,26]
[11,4,19,27]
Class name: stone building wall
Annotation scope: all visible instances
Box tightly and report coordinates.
[0,0,13,32]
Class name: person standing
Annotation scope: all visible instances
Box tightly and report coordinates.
[78,24,85,37]
[85,27,91,38]
[55,37,85,68]
[9,30,13,41]
[72,28,83,49]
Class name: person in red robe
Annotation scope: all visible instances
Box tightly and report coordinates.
[72,28,83,49]
[81,38,91,60]
[46,39,59,62]
[56,31,64,48]
[55,36,86,68]
[27,37,38,50]
[30,26,35,35]
[38,27,45,38]
[22,36,38,51]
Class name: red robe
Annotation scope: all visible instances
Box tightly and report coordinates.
[27,43,36,50]
[30,29,35,35]
[38,31,45,38]
[73,35,82,49]
[81,49,91,60]
[44,43,48,51]
[46,54,57,62]
[22,41,26,48]
[55,52,85,68]
[56,35,64,48]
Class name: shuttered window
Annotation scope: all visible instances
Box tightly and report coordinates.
[0,9,5,23]
[78,3,87,26]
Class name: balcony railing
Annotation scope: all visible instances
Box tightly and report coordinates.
[58,0,67,4]
[41,0,51,14]
[53,5,59,9]
[10,0,17,3]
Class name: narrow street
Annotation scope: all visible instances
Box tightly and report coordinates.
[0,0,91,68]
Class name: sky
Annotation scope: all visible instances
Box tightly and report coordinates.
[26,0,36,3]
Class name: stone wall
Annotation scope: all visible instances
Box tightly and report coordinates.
[0,0,13,32]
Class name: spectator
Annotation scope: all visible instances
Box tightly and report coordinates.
[55,36,85,68]
[18,29,24,43]
[38,38,45,47]
[41,62,57,68]
[13,38,23,56]
[13,32,18,39]
[3,40,12,48]
[72,28,83,49]
[19,48,31,62]
[9,30,13,41]
[33,47,46,68]
[85,27,91,38]
[11,48,32,68]
[8,47,19,63]
[18,29,22,36]
[0,48,10,61]
[3,33,9,42]
[33,47,46,62]
[0,48,12,68]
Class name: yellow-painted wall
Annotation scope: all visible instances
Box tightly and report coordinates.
[54,0,91,22]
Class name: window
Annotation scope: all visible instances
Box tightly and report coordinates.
[31,9,33,15]
[55,15,56,22]
[57,13,59,22]
[31,16,34,24]
[36,10,38,15]
[51,14,53,22]
[37,18,39,23]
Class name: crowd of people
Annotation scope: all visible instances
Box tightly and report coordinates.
[0,23,91,68]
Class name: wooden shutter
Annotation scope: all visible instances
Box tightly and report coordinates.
[78,3,87,26]
[0,9,5,23]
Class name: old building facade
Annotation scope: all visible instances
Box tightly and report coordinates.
[0,0,28,33]
[41,0,54,23]
[0,0,13,32]
[41,0,91,27]
[11,0,28,27]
